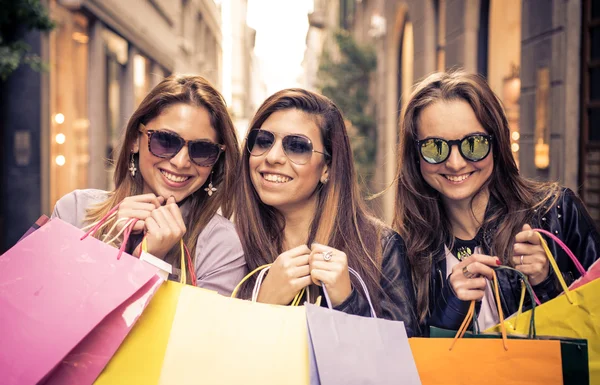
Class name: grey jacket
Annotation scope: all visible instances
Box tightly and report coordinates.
[51,189,247,296]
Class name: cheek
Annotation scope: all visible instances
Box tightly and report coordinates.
[419,162,440,178]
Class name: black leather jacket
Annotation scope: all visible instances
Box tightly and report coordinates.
[329,228,420,337]
[427,188,600,332]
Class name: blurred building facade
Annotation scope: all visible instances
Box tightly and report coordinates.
[0,0,226,251]
[304,0,599,225]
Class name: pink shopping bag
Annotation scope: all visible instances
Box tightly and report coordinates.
[0,218,161,385]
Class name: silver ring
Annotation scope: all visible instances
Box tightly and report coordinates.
[323,251,333,262]
[520,255,524,265]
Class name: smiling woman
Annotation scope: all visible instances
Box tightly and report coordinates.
[51,75,247,295]
[394,70,600,334]
[234,88,419,337]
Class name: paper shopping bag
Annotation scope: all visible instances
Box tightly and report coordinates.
[0,218,160,385]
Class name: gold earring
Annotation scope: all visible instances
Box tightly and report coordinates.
[129,153,137,177]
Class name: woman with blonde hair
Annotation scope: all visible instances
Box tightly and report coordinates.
[394,70,599,331]
[235,88,418,336]
[52,75,246,295]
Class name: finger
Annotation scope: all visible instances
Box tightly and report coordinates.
[513,242,543,257]
[124,202,159,212]
[145,217,160,236]
[310,260,343,273]
[167,195,176,205]
[150,209,169,229]
[294,265,310,278]
[157,196,165,205]
[117,209,154,221]
[463,261,495,280]
[310,242,334,254]
[454,289,485,302]
[164,202,186,233]
[292,275,313,290]
[292,254,310,267]
[155,207,182,235]
[515,228,541,245]
[464,254,501,268]
[460,277,488,290]
[310,268,335,286]
[129,193,162,208]
[131,220,145,233]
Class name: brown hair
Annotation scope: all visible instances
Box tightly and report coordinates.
[86,74,240,273]
[235,88,388,307]
[393,70,559,322]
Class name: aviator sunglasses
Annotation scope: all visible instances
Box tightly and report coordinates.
[246,129,329,165]
[416,133,493,164]
[140,124,225,167]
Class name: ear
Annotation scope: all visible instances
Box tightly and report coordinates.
[131,135,140,154]
[320,164,329,184]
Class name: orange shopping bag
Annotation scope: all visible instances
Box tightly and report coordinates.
[409,271,563,385]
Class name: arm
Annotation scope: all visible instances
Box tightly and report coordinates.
[334,232,420,337]
[194,215,248,296]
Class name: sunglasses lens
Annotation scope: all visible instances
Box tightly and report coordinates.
[248,130,275,156]
[190,141,222,167]
[420,139,450,164]
[150,131,183,157]
[282,135,313,164]
[461,135,491,161]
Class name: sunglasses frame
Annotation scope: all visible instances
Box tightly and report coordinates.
[246,128,330,165]
[415,133,493,164]
[140,125,225,167]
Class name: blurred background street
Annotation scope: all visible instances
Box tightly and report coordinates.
[0,0,598,252]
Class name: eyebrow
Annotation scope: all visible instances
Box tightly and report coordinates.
[419,131,488,140]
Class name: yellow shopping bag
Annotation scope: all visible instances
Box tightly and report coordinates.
[486,232,600,384]
[94,281,184,385]
[158,286,309,385]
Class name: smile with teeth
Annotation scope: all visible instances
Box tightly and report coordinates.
[262,173,292,183]
[161,170,191,183]
[444,173,472,182]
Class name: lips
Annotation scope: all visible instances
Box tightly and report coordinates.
[160,169,192,183]
[443,172,473,183]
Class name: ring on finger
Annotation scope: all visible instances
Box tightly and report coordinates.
[462,265,476,279]
[520,255,524,265]
[323,251,333,262]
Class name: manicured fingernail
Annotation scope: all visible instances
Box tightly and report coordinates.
[496,259,502,265]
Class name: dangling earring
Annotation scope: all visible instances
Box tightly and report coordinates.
[204,172,217,196]
[321,177,329,184]
[129,153,137,177]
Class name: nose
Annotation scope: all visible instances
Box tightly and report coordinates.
[264,139,287,165]
[169,145,192,169]
[444,144,467,171]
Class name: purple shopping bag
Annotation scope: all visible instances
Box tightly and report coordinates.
[306,268,421,385]
[0,218,161,385]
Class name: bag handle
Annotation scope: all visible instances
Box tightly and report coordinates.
[322,267,377,318]
[492,266,538,338]
[230,264,305,305]
[532,231,574,304]
[533,229,586,275]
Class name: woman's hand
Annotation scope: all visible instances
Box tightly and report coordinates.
[256,245,312,305]
[512,224,550,286]
[143,196,187,259]
[449,254,501,301]
[309,243,352,307]
[116,193,164,234]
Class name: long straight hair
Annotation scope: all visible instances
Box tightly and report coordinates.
[86,75,240,273]
[393,71,559,322]
[235,89,388,308]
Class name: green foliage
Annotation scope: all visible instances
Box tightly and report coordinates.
[0,0,55,81]
[318,30,377,189]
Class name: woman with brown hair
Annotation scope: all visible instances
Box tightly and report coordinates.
[52,74,246,295]
[394,70,600,332]
[235,88,418,336]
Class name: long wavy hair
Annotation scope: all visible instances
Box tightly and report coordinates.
[235,88,388,308]
[85,74,240,273]
[393,70,559,322]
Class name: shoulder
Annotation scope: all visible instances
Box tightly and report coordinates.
[195,213,244,257]
[199,213,240,239]
[51,189,110,227]
[379,227,406,258]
